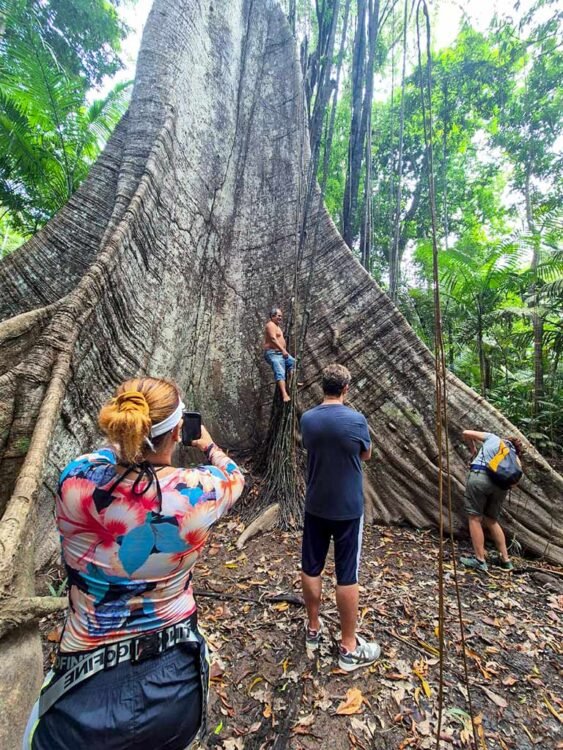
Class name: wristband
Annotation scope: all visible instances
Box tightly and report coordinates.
[204,442,215,458]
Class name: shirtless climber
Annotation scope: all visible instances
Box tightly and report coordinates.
[263,307,296,402]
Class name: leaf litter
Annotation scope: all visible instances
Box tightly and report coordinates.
[38,507,563,749]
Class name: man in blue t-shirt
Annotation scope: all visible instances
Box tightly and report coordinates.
[300,364,381,672]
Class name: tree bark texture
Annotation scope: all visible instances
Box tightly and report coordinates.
[0,0,561,743]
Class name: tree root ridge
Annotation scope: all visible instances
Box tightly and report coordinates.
[237,504,280,549]
[0,115,177,596]
[0,596,66,640]
[252,392,305,531]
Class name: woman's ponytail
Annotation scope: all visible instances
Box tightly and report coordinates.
[99,390,152,463]
[98,378,181,463]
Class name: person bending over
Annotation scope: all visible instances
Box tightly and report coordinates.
[460,429,523,573]
[263,306,296,402]
[24,377,244,750]
[300,363,381,672]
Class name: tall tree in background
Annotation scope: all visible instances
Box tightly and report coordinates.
[342,0,387,252]
[374,25,521,281]
[492,3,563,419]
[388,0,408,300]
[2,0,127,86]
[290,2,561,457]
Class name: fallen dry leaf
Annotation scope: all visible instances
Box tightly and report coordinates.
[413,667,432,698]
[393,686,405,706]
[210,660,225,680]
[292,713,315,734]
[46,627,62,643]
[502,675,518,687]
[336,687,364,715]
[417,719,431,736]
[222,739,244,750]
[247,675,263,694]
[480,685,508,708]
[350,716,377,739]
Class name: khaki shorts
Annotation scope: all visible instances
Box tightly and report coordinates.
[464,470,507,520]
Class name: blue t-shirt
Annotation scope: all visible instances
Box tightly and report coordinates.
[472,433,501,468]
[300,404,371,520]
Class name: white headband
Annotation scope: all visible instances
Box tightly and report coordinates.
[150,400,185,438]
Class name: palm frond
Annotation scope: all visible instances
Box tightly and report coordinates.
[0,6,125,233]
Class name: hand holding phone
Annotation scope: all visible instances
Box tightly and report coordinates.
[191,425,213,453]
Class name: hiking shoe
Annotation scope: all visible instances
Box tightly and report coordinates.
[499,559,514,571]
[338,634,381,672]
[460,556,488,573]
[305,618,323,652]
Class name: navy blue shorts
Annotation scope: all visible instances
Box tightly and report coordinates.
[24,638,207,750]
[301,512,364,585]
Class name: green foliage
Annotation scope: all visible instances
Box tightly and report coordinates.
[2,0,129,87]
[0,0,131,240]
[491,2,563,218]
[306,1,563,455]
[47,576,68,598]
[320,90,350,227]
[411,209,562,453]
[0,210,25,257]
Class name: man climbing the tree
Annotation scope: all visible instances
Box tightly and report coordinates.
[263,307,296,402]
[300,364,381,672]
[460,430,523,573]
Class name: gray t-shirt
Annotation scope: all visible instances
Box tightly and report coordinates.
[471,433,501,468]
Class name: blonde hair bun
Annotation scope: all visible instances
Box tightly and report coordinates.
[113,390,150,416]
[99,377,180,464]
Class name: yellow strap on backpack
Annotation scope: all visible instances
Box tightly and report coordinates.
[488,440,510,472]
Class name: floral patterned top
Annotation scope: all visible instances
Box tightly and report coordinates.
[56,445,245,652]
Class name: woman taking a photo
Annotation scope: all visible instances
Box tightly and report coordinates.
[24,376,245,750]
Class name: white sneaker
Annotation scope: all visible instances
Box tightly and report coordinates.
[338,634,381,672]
[305,617,324,653]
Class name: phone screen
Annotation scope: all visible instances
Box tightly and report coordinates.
[181,411,202,446]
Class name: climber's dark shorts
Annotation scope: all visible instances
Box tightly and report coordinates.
[23,636,209,750]
[301,512,364,586]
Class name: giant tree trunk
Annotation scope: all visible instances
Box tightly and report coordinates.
[0,0,561,745]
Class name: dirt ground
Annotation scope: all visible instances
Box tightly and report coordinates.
[40,514,563,750]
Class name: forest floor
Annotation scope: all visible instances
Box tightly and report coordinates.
[40,511,563,750]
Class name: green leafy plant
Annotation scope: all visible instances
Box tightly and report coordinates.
[0,0,131,243]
